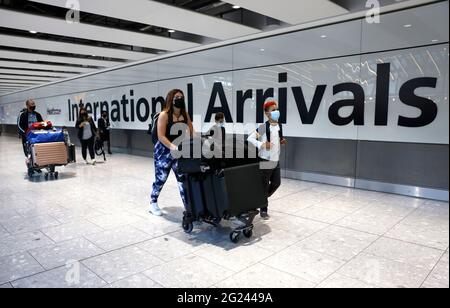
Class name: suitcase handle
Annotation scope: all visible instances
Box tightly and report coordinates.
[200,165,211,173]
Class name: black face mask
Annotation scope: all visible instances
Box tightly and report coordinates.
[29,106,36,112]
[174,97,185,109]
[80,113,87,118]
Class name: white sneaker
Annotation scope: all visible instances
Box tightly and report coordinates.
[92,159,96,166]
[85,160,89,165]
[149,203,162,216]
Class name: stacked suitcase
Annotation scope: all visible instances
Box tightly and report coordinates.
[26,126,76,180]
[178,138,266,243]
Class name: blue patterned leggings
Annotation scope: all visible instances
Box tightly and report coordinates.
[150,141,187,207]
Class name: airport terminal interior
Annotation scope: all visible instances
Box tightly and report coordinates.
[0,0,449,290]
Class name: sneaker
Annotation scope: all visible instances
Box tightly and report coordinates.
[85,160,89,165]
[92,159,96,166]
[149,202,162,216]
[260,211,270,220]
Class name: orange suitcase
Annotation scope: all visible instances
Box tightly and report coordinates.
[31,142,68,167]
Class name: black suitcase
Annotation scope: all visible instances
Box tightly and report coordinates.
[183,174,208,219]
[68,144,76,163]
[212,163,267,217]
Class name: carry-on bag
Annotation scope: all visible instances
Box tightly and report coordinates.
[27,129,65,144]
[31,142,68,167]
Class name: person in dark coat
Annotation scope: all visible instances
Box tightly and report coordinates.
[98,111,112,155]
[18,99,43,157]
[75,107,98,165]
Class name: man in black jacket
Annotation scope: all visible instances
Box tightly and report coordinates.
[98,111,112,155]
[18,99,43,156]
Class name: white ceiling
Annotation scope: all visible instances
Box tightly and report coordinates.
[0,69,78,78]
[0,34,155,61]
[0,60,95,73]
[222,0,348,24]
[0,74,58,82]
[0,0,423,96]
[0,9,200,52]
[30,0,260,40]
[0,49,124,68]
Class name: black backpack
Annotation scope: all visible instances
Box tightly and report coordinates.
[257,121,284,143]
[148,112,160,144]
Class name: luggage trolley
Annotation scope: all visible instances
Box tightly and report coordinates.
[178,138,266,244]
[26,126,76,180]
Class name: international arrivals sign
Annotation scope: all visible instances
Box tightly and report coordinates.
[1,57,448,145]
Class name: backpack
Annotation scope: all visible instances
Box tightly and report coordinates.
[257,121,284,143]
[148,112,160,144]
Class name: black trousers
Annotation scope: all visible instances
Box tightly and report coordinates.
[81,137,95,160]
[22,136,28,157]
[100,132,111,153]
[260,161,281,213]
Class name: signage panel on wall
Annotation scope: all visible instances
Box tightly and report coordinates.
[0,44,448,145]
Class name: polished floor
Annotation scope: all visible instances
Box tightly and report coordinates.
[0,135,448,288]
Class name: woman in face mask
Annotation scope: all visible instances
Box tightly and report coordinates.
[149,89,194,216]
[75,107,98,165]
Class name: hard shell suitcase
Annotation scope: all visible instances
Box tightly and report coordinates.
[31,142,68,167]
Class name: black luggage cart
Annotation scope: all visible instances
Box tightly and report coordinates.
[179,138,266,243]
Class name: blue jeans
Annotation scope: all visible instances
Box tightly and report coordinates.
[150,141,187,207]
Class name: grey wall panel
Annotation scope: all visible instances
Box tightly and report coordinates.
[356,141,449,190]
[285,137,357,178]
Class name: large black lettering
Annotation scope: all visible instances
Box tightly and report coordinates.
[329,83,365,126]
[236,89,253,123]
[152,96,165,114]
[111,100,121,122]
[292,85,326,124]
[278,73,287,124]
[137,97,150,122]
[85,103,92,115]
[398,77,438,127]
[100,101,109,115]
[375,63,391,126]
[187,83,193,119]
[205,82,233,122]
[93,101,99,121]
[130,90,135,122]
[121,95,129,122]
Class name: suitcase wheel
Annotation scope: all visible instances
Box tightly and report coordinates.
[230,231,241,244]
[182,221,193,234]
[243,229,253,238]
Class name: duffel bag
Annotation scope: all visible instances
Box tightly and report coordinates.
[27,129,65,144]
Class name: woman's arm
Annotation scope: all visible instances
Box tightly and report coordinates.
[157,112,177,150]
[186,114,196,138]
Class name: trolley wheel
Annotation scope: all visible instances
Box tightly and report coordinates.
[54,172,59,180]
[182,220,194,234]
[243,229,253,238]
[230,232,241,244]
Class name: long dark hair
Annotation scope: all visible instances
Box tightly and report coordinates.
[163,89,189,123]
[78,107,90,121]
